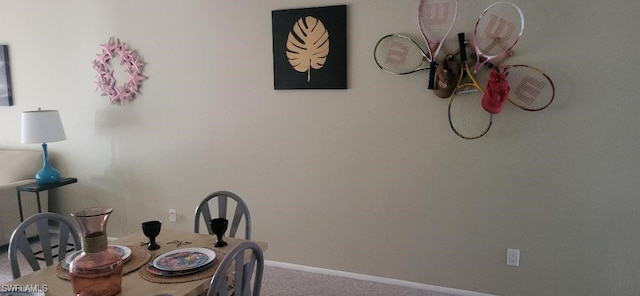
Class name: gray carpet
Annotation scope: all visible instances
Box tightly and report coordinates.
[0,243,45,283]
[261,265,455,296]
[0,244,454,296]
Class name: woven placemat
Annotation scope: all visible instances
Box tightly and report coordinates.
[56,245,152,280]
[139,248,226,284]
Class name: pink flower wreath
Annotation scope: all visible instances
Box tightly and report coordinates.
[93,37,146,105]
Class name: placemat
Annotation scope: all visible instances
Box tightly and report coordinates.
[56,245,152,280]
[139,248,227,284]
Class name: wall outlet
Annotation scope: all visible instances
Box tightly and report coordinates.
[168,209,177,222]
[507,248,520,267]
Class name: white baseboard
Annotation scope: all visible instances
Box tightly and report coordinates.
[264,260,496,296]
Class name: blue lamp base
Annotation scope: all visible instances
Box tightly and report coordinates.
[36,143,61,184]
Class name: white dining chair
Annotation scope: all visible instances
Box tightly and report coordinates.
[8,212,81,279]
[207,241,264,296]
[194,190,252,239]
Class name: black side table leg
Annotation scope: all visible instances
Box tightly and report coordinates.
[36,192,42,213]
[16,189,24,222]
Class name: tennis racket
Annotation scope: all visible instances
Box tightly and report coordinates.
[478,56,556,112]
[417,0,458,89]
[501,64,555,111]
[448,33,492,140]
[374,34,431,75]
[472,1,524,73]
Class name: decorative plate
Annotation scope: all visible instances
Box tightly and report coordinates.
[61,250,81,270]
[61,245,132,270]
[146,260,213,277]
[109,245,132,262]
[152,247,216,272]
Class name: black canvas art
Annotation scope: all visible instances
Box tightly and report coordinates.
[0,45,13,106]
[272,5,347,89]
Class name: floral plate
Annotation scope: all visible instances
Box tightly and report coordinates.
[152,247,216,272]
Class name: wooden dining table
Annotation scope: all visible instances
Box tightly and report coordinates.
[4,229,268,296]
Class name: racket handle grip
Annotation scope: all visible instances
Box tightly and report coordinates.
[428,61,436,90]
[458,33,467,63]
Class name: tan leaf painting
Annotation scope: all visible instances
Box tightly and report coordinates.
[286,16,330,82]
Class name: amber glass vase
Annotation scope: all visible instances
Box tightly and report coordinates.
[69,207,123,296]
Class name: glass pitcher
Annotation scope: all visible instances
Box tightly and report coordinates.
[69,207,123,296]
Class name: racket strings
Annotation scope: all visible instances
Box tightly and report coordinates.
[418,0,458,40]
[473,50,515,69]
[384,40,412,65]
[418,0,458,64]
[503,65,555,110]
[374,34,431,75]
[477,17,515,55]
[474,3,524,58]
[449,86,492,139]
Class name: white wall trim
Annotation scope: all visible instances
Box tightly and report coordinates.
[265,260,496,296]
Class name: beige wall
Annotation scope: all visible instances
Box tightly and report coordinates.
[1,0,639,295]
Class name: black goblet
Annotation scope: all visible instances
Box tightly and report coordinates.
[209,218,228,247]
[142,220,161,250]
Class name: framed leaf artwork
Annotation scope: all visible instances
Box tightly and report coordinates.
[272,5,347,89]
[0,45,13,106]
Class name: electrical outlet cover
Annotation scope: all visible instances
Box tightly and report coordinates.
[507,248,520,267]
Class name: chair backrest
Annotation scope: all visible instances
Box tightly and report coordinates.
[207,241,264,296]
[194,190,252,239]
[8,212,81,279]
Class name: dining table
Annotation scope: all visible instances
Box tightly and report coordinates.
[3,229,268,296]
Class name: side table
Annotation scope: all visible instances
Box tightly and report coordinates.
[16,177,78,221]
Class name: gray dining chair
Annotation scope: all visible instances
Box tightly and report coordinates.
[194,190,252,239]
[8,212,81,279]
[207,241,264,296]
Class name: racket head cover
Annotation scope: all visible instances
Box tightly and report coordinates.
[481,68,510,114]
[433,55,460,98]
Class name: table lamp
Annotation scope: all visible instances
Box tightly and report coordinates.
[21,108,67,184]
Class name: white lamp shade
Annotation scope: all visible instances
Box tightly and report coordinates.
[21,109,67,144]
